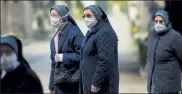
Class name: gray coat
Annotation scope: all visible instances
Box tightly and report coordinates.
[147,28,182,93]
[80,5,119,94]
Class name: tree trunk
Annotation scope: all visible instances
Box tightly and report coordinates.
[23,1,33,39]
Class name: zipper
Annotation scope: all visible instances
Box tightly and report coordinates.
[151,36,160,92]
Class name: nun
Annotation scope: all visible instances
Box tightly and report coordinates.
[49,5,84,94]
[80,5,119,94]
[0,35,43,93]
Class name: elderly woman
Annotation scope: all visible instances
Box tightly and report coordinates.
[147,10,182,93]
[49,5,84,94]
[0,35,43,93]
[80,5,119,94]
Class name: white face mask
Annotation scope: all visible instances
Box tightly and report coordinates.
[50,16,66,28]
[154,24,167,32]
[84,17,98,29]
[1,53,19,72]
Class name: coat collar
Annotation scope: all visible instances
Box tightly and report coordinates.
[89,19,106,34]
[151,23,172,37]
[58,21,72,37]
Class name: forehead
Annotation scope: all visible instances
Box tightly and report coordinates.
[84,9,93,15]
[154,16,164,20]
[0,45,13,50]
[50,9,59,15]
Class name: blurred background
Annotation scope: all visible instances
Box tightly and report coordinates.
[1,0,181,93]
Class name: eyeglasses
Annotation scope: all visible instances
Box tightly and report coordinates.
[154,20,164,24]
[82,14,92,19]
[0,48,14,57]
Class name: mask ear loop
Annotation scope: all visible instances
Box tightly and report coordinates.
[60,12,70,18]
[59,12,70,23]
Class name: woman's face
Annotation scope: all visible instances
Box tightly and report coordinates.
[0,45,15,58]
[154,16,165,25]
[83,9,95,19]
[0,44,18,71]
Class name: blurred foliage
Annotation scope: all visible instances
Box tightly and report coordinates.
[120,1,128,13]
[15,31,24,38]
[65,1,71,9]
[76,1,84,19]
[108,1,128,13]
[36,9,45,31]
[0,31,23,38]
[64,1,84,19]
[131,27,139,34]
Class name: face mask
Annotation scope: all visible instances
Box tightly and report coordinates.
[1,53,19,72]
[154,24,167,32]
[50,16,66,28]
[84,17,98,29]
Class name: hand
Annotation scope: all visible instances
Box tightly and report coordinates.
[50,90,54,94]
[55,54,59,62]
[55,54,63,62]
[91,85,100,93]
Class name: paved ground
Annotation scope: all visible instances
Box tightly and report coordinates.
[23,11,147,93]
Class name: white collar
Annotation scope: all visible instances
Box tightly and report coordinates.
[1,70,6,79]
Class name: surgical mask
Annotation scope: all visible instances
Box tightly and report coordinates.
[84,17,98,28]
[1,53,19,72]
[50,12,70,28]
[154,24,167,32]
[50,16,66,28]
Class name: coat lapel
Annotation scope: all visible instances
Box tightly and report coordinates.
[57,22,70,53]
[81,20,105,49]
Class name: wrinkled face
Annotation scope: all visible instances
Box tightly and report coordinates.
[0,45,15,58]
[154,16,165,25]
[82,9,95,19]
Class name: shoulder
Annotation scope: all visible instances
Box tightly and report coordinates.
[168,29,182,40]
[148,29,156,38]
[101,23,117,39]
[169,29,182,43]
[21,67,43,93]
[68,24,84,38]
[169,29,181,36]
[97,27,117,42]
[100,23,112,32]
[25,67,42,86]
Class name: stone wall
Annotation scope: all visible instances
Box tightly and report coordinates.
[1,1,33,39]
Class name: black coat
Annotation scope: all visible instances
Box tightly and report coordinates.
[147,29,182,93]
[49,22,84,90]
[1,63,43,93]
[80,19,119,94]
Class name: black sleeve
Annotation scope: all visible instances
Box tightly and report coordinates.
[92,32,116,88]
[63,31,84,64]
